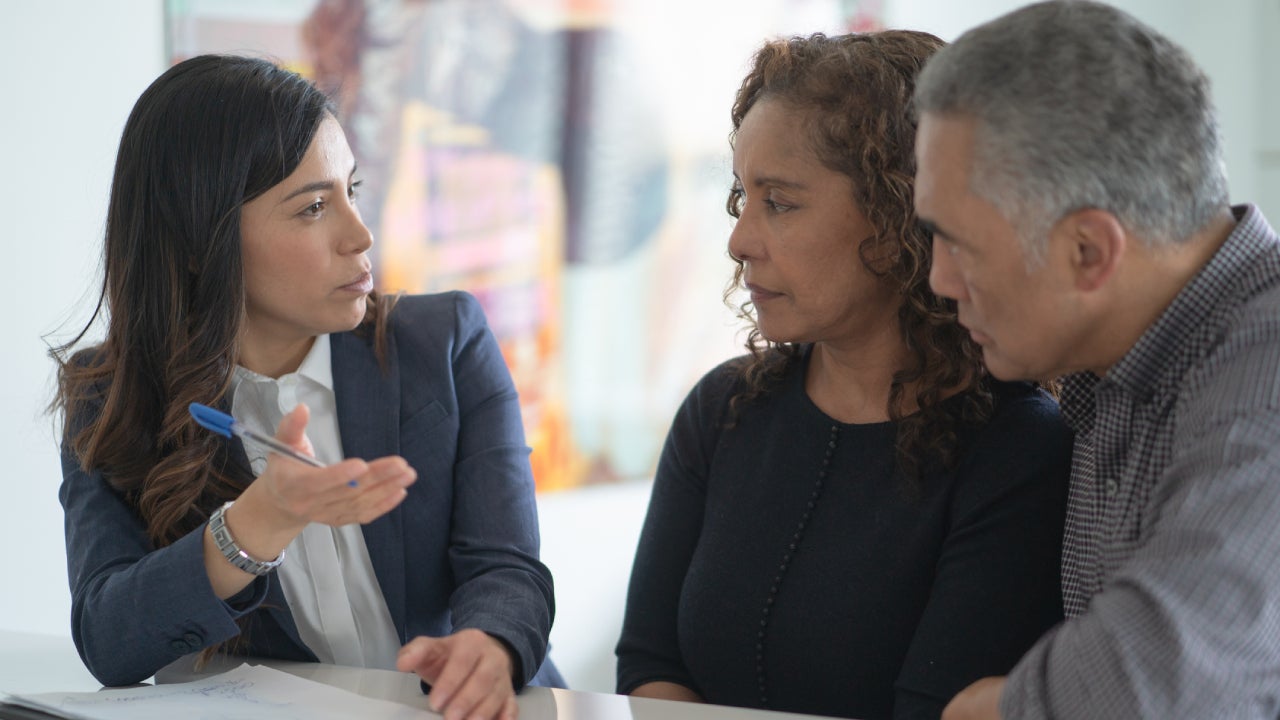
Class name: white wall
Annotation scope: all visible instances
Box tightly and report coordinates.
[1,0,1274,695]
[1257,0,1280,217]
[0,1,165,637]
[537,481,652,692]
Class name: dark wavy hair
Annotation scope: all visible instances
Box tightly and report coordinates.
[50,54,396,549]
[725,31,991,486]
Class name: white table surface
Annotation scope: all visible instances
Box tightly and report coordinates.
[0,630,834,720]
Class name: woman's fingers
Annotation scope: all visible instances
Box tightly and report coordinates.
[336,457,415,524]
[398,631,517,720]
[262,456,367,519]
[273,403,319,459]
[256,406,416,526]
[265,455,414,526]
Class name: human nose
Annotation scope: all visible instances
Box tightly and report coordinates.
[928,236,969,302]
[340,203,374,255]
[727,209,760,264]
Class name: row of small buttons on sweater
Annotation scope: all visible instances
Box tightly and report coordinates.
[756,424,840,706]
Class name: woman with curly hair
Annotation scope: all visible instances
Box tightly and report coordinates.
[51,54,559,719]
[615,31,1070,720]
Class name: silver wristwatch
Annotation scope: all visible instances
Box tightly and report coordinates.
[208,501,285,576]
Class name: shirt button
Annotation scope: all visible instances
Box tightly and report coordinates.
[183,632,203,646]
[1105,479,1119,496]
[170,639,190,653]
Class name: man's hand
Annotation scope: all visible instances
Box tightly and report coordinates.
[397,629,517,720]
[942,676,1006,720]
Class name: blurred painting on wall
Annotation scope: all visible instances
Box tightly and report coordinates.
[166,0,883,490]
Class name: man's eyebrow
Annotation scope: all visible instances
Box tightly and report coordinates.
[279,164,359,204]
[919,217,962,245]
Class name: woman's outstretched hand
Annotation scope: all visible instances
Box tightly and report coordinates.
[203,403,416,597]
[255,404,416,530]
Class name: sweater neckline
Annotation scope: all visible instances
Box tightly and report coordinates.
[786,345,898,431]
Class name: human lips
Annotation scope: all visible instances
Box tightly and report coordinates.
[958,316,992,346]
[339,271,374,294]
[969,328,993,345]
[745,282,783,303]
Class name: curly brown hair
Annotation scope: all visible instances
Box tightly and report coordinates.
[725,31,991,487]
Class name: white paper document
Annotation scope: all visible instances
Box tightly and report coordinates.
[1,664,438,720]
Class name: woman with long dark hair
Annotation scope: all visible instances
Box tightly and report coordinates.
[615,32,1071,720]
[52,54,557,719]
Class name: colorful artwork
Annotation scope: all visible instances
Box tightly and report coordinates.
[167,0,883,490]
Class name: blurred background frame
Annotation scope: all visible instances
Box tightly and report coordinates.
[166,0,885,491]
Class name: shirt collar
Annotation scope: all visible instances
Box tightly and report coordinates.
[295,334,334,392]
[233,334,334,392]
[1104,205,1274,402]
[1059,205,1277,429]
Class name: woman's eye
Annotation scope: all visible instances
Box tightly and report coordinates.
[303,200,325,216]
[764,197,791,213]
[348,180,363,201]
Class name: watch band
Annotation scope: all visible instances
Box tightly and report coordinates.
[208,501,285,576]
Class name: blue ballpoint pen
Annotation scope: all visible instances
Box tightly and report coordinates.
[189,402,326,468]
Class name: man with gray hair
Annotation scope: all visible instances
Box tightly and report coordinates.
[912,1,1280,718]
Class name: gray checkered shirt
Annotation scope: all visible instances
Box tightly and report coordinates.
[1001,205,1280,719]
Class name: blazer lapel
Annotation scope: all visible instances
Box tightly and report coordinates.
[330,329,409,640]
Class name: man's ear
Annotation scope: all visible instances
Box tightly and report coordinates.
[1059,208,1126,292]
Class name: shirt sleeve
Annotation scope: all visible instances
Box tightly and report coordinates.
[441,292,556,690]
[891,388,1072,719]
[614,366,734,695]
[1002,406,1280,719]
[59,410,269,686]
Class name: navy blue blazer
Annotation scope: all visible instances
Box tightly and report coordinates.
[60,292,559,688]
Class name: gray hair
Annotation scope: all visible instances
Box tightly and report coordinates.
[914,0,1228,261]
